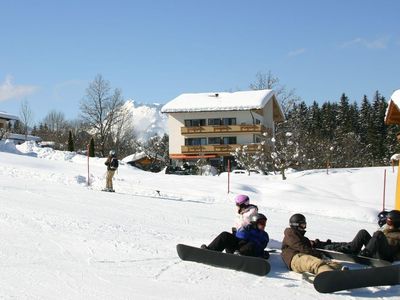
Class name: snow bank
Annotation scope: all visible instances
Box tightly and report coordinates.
[0,139,22,154]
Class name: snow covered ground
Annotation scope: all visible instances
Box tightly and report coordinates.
[0,140,399,299]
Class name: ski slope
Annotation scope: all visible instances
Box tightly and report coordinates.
[0,140,399,299]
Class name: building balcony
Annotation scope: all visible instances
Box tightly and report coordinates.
[181,143,262,155]
[181,124,271,135]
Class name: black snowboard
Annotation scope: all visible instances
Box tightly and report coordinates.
[313,264,400,293]
[316,248,391,267]
[176,244,270,276]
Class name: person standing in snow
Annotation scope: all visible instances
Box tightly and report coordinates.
[104,150,119,192]
[281,213,343,275]
[233,194,258,233]
[201,213,270,259]
[332,210,400,262]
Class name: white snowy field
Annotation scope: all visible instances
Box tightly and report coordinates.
[0,141,399,300]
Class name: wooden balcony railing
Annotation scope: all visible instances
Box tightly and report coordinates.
[181,143,262,154]
[181,124,271,135]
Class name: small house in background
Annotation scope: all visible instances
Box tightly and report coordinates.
[122,152,166,172]
[161,89,285,170]
[0,111,18,130]
[385,89,400,125]
[1,111,42,145]
[384,89,400,210]
[8,133,41,145]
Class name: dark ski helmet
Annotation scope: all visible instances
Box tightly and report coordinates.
[289,213,307,230]
[386,210,400,228]
[377,210,388,227]
[250,213,267,226]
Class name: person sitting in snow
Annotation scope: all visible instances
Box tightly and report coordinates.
[321,210,389,251]
[331,210,400,262]
[233,194,258,233]
[201,213,270,259]
[104,150,119,192]
[281,213,343,275]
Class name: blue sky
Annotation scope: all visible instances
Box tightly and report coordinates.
[0,0,399,123]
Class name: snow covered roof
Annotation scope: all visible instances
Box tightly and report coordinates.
[391,89,400,106]
[122,152,148,163]
[161,89,278,113]
[0,111,19,121]
[122,151,165,163]
[384,89,400,124]
[8,133,41,142]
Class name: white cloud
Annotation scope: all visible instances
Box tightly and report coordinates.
[340,36,390,49]
[0,75,38,102]
[288,48,306,57]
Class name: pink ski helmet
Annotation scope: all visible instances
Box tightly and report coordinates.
[235,194,250,206]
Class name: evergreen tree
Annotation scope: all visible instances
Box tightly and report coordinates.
[370,91,387,165]
[320,102,337,141]
[336,93,351,134]
[67,130,75,152]
[358,95,374,166]
[13,120,24,134]
[89,137,95,157]
[280,91,396,169]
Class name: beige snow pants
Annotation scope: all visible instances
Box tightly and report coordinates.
[106,170,115,189]
[291,253,342,274]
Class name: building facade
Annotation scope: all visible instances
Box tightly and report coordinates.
[161,89,285,169]
[0,111,18,130]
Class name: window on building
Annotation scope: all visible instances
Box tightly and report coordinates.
[184,119,206,127]
[185,138,207,146]
[255,119,261,124]
[222,118,236,125]
[208,118,222,125]
[222,137,237,144]
[208,137,222,145]
[254,135,262,143]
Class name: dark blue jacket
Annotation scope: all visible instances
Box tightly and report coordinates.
[235,225,269,257]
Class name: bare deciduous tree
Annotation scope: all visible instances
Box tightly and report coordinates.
[112,106,137,157]
[19,100,34,140]
[80,74,124,156]
[43,110,66,132]
[250,71,301,116]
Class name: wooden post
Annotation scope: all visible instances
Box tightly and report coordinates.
[396,161,400,210]
[87,143,90,186]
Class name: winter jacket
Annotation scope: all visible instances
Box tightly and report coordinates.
[281,227,322,269]
[235,224,269,257]
[382,226,400,260]
[235,204,258,229]
[105,156,118,171]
